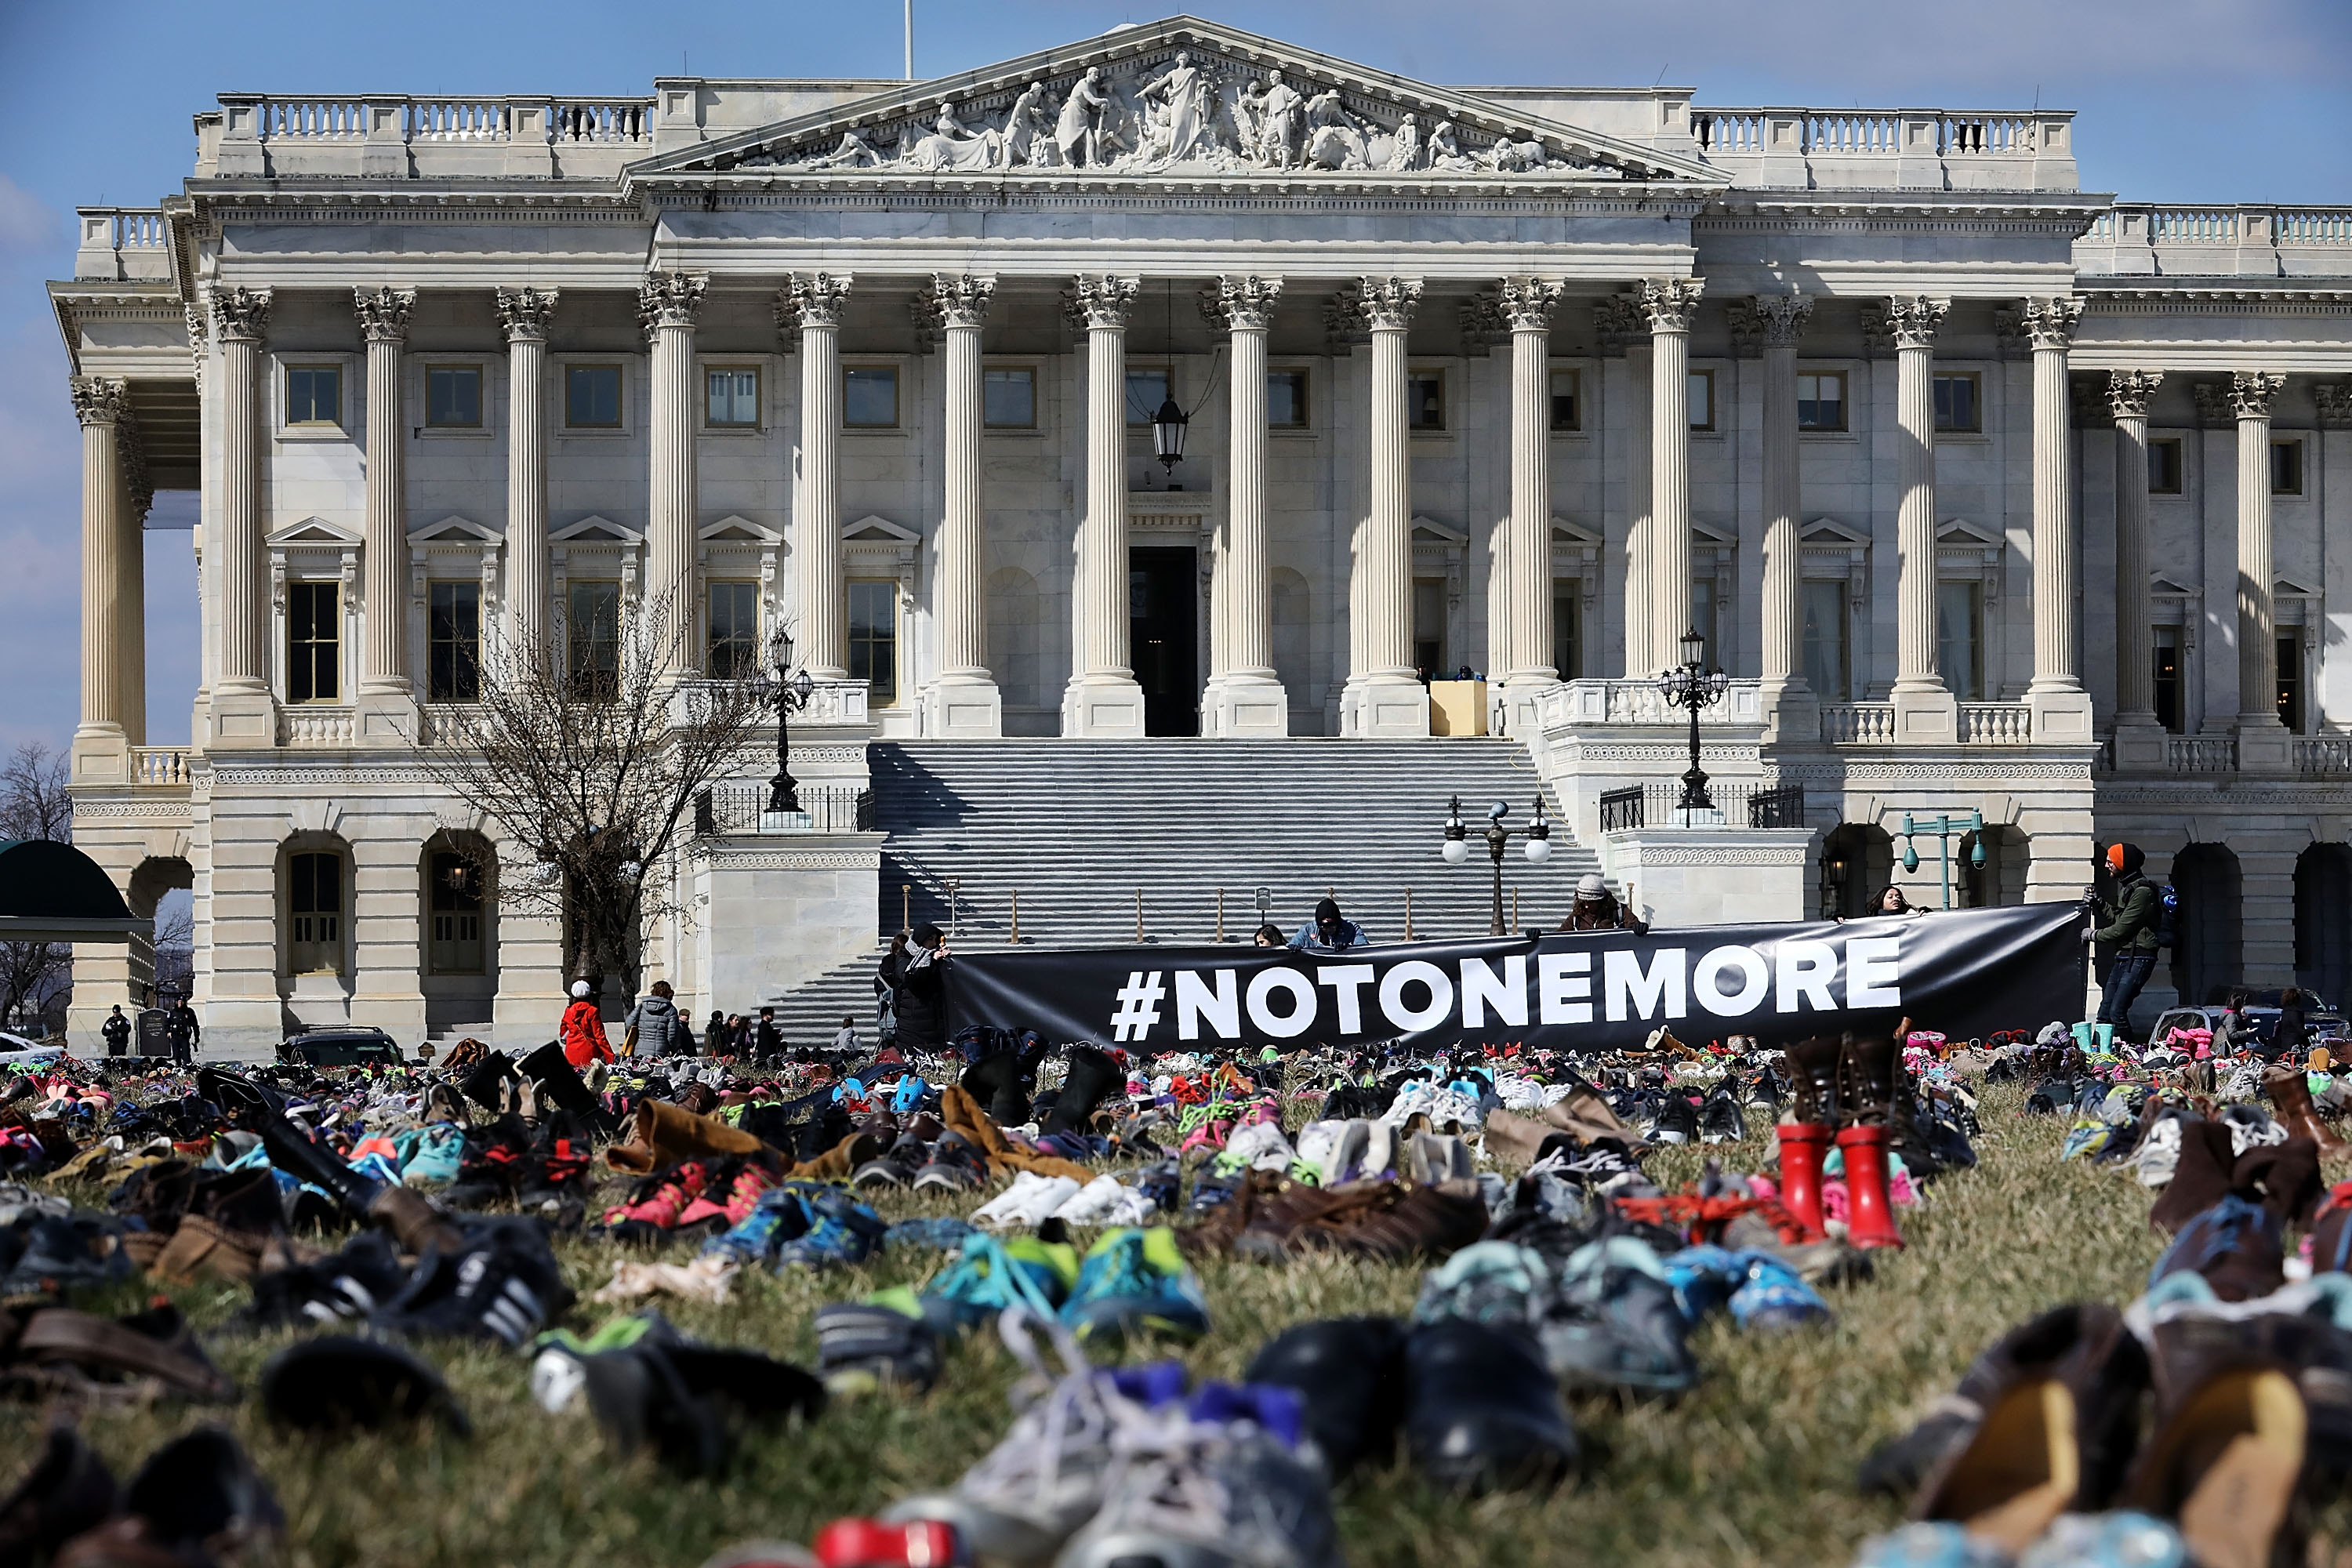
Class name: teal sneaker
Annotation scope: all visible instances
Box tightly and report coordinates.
[776,1189,888,1270]
[920,1232,1080,1337]
[1058,1227,1210,1345]
[702,1183,815,1266]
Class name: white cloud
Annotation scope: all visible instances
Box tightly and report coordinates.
[0,176,59,256]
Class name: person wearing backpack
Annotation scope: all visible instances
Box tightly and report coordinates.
[2092,841,2163,1040]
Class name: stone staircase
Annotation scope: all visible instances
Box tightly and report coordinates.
[760,738,1602,1045]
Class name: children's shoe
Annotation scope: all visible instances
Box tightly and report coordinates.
[1134,1160,1181,1214]
[920,1232,1080,1336]
[816,1289,942,1394]
[853,1135,929,1192]
[1054,1174,1147,1227]
[911,1134,989,1194]
[702,1184,816,1267]
[602,1161,710,1234]
[1058,1228,1210,1345]
[978,1173,1082,1232]
[885,1217,978,1254]
[775,1190,887,1271]
[1212,1121,1298,1178]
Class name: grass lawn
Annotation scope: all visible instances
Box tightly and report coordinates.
[3,1088,2268,1568]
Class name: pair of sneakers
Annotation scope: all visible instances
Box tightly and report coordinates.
[702,1185,886,1272]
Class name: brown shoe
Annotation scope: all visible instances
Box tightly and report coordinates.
[1321,1181,1489,1264]
[151,1217,267,1287]
[2124,1320,2307,1568]
[1835,1033,1898,1127]
[1482,1109,1550,1166]
[2266,1068,2350,1159]
[1540,1083,1645,1149]
[6,1304,237,1404]
[1232,1181,1388,1262]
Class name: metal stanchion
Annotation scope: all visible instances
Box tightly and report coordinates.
[901,884,911,934]
[947,877,960,940]
[1216,887,1225,943]
[1405,888,1414,942]
[1009,890,1021,945]
[1135,888,1145,943]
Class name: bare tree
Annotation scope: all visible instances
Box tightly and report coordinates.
[151,893,194,1004]
[0,742,71,1030]
[419,586,772,1002]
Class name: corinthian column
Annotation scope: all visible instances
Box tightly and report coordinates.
[640,270,707,672]
[1755,292,1813,739]
[71,376,130,771]
[354,287,417,735]
[1641,278,1703,675]
[786,273,851,678]
[1062,275,1147,737]
[207,285,276,748]
[1341,276,1431,738]
[1888,296,1955,740]
[2020,296,2093,740]
[2232,370,2288,759]
[2108,369,2167,770]
[497,287,557,666]
[1203,274,1289,736]
[1501,279,1564,725]
[924,274,1003,737]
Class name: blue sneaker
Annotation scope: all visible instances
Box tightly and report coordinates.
[776,1189,888,1271]
[1134,1160,1181,1213]
[920,1232,1079,1336]
[1058,1227,1210,1345]
[886,1216,978,1254]
[1726,1252,1831,1331]
[702,1184,815,1266]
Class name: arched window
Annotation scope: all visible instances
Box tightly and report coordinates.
[427,851,485,975]
[287,851,343,975]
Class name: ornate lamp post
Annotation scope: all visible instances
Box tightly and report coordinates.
[1899,808,1985,911]
[1442,794,1552,936]
[1657,625,1730,815]
[763,624,816,815]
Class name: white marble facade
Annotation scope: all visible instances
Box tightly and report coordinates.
[49,19,2352,1046]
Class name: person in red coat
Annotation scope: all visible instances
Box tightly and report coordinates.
[561,978,612,1069]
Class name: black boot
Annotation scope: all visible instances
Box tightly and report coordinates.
[1043,1047,1123,1138]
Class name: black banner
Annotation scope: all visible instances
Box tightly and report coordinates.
[946,902,2089,1053]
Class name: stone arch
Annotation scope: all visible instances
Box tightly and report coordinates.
[126,855,195,1008]
[1819,822,1894,920]
[986,567,1044,714]
[277,831,355,1030]
[2296,843,2352,1008]
[420,828,499,1036]
[1270,567,1312,729]
[1957,825,2028,909]
[2169,841,2242,1007]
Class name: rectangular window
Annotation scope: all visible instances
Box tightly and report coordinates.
[1412,576,1446,676]
[285,365,342,428]
[1552,583,1580,680]
[1802,580,1848,700]
[1407,372,1445,431]
[286,581,339,703]
[288,851,343,975]
[2273,438,2305,497]
[564,364,622,428]
[1125,368,1171,427]
[566,580,621,701]
[2149,437,2183,495]
[1690,578,1719,668]
[1796,371,1846,432]
[706,367,760,428]
[1549,368,1580,432]
[1268,369,1309,429]
[1687,370,1715,432]
[844,366,899,429]
[1937,579,1983,700]
[983,367,1036,429]
[424,365,482,429]
[426,581,481,703]
[1933,372,1981,434]
[2153,627,2182,733]
[426,851,485,976]
[848,580,898,706]
[706,580,759,680]
[2280,630,2305,731]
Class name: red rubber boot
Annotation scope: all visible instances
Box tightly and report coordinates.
[1835,1124,1904,1250]
[1775,1123,1833,1241]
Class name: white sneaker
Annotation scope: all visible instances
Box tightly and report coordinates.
[1052,1174,1131,1226]
[973,1171,1052,1228]
[1294,1120,1344,1178]
[1214,1120,1297,1176]
[986,1173,1082,1230]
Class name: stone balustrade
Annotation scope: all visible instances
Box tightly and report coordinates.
[211,94,654,180]
[74,208,173,283]
[1690,106,2074,191]
[129,746,189,786]
[2077,205,2352,278]
[1548,677,1763,730]
[2168,735,2236,773]
[278,706,355,747]
[2294,736,2352,775]
[1957,703,2033,744]
[1820,703,1895,744]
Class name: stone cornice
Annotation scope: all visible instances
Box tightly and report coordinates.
[2079,287,2352,317]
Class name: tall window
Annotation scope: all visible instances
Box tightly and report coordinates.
[427,851,485,975]
[286,365,342,428]
[844,367,899,428]
[2149,437,2184,495]
[2153,627,2183,732]
[1268,370,1308,429]
[1796,372,1846,432]
[287,582,340,703]
[1687,370,1715,432]
[848,580,898,706]
[1549,368,1580,432]
[707,581,759,679]
[1412,577,1446,675]
[566,581,621,701]
[425,366,482,428]
[1937,580,1983,700]
[1933,373,1980,434]
[427,582,481,702]
[565,365,622,428]
[1125,368,1171,426]
[983,368,1036,429]
[2273,438,2305,497]
[1802,580,1848,700]
[1407,373,1445,431]
[2280,630,2306,731]
[288,852,343,975]
[1552,583,1581,679]
[706,367,760,428]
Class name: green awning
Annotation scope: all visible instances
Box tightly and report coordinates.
[0,839,147,943]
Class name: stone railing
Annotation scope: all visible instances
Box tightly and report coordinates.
[1957,703,2033,744]
[279,706,355,747]
[2295,736,2352,775]
[212,94,655,180]
[1690,107,2075,191]
[2168,735,2234,774]
[1820,703,1895,744]
[129,746,190,787]
[2077,205,2352,278]
[1548,677,1762,729]
[74,208,173,283]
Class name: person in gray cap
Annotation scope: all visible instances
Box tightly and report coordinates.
[1559,873,1646,934]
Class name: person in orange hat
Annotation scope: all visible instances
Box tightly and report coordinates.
[2092,842,2162,1041]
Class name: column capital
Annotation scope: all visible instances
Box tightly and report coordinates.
[2230,369,2285,421]
[636,270,709,339]
[205,284,273,344]
[1592,294,1644,356]
[70,375,130,427]
[1637,276,1704,333]
[1338,275,1422,333]
[2019,295,2085,350]
[353,285,416,344]
[1202,274,1284,332]
[1064,274,1141,332]
[1885,295,1950,350]
[920,274,997,332]
[1749,292,1813,348]
[1495,276,1563,332]
[2317,382,2352,429]
[495,285,560,344]
[781,272,852,337]
[2107,368,2164,420]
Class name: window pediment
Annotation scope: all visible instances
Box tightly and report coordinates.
[551,515,644,546]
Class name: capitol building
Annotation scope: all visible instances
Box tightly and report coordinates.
[52,17,2352,1048]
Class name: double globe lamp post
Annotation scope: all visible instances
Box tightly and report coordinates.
[1658,625,1731,815]
[1442,795,1552,937]
[761,625,817,817]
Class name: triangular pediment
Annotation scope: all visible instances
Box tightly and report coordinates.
[1937,517,2005,549]
[1410,515,1467,545]
[1549,516,1600,545]
[406,514,499,546]
[552,515,644,545]
[2151,574,2196,596]
[630,17,1722,189]
[2278,572,2321,597]
[699,515,782,545]
[844,515,920,543]
[1692,518,1737,545]
[1802,516,1870,546]
[266,516,361,548]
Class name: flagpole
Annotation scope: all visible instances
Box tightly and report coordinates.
[904,0,913,79]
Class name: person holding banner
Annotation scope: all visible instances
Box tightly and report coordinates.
[1558,873,1646,935]
[1289,898,1370,953]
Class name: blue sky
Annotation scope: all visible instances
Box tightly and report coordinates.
[2,0,2346,757]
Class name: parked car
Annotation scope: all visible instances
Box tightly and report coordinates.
[279,1027,404,1067]
[2148,1003,2348,1051]
[0,1031,62,1069]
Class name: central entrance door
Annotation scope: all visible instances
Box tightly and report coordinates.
[1129,546,1199,737]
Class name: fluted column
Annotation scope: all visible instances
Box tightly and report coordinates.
[1062,275,1147,736]
[2107,370,2168,770]
[1203,274,1288,736]
[924,274,1003,737]
[1641,278,1702,674]
[1888,296,1955,739]
[114,407,151,746]
[2020,296,2093,741]
[1340,276,1430,738]
[497,287,557,666]
[207,286,274,748]
[1501,278,1563,702]
[1755,292,1813,739]
[2233,370,2288,753]
[641,270,707,672]
[353,288,416,735]
[71,377,129,760]
[786,273,851,679]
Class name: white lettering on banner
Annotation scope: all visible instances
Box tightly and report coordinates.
[1694,945,1771,1016]
[1174,968,1240,1041]
[1110,971,1167,1043]
[1538,951,1593,1023]
[1316,964,1377,1033]
[1777,941,1838,1013]
[1846,936,1904,1008]
[1605,948,1687,1022]
[1247,967,1319,1038]
[1460,955,1529,1028]
[1378,960,1455,1031]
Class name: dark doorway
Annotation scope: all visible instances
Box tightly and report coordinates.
[1130,546,1199,736]
[2169,842,2242,1005]
[2296,844,2352,1008]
